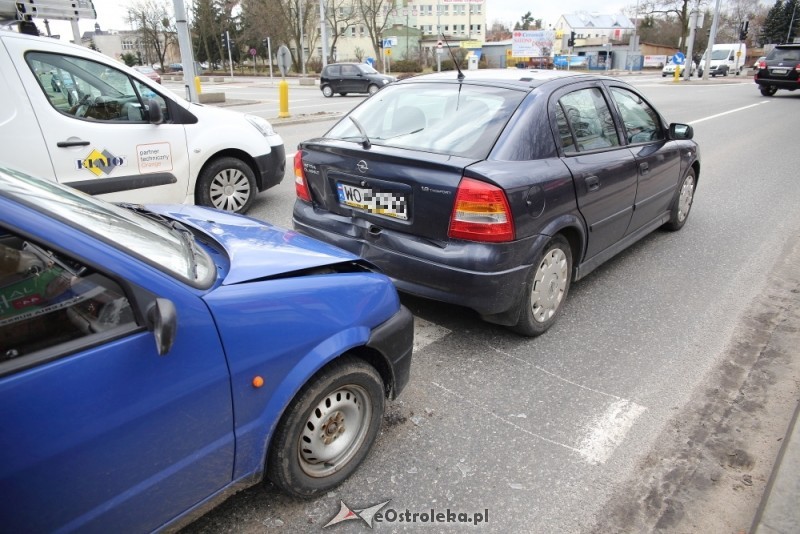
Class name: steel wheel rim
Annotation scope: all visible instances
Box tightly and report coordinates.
[298,385,372,478]
[677,175,695,223]
[530,247,568,323]
[322,86,332,97]
[368,85,378,95]
[209,168,251,212]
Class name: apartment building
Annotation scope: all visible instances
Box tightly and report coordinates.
[329,0,487,62]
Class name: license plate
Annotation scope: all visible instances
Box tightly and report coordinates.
[337,182,408,220]
[771,68,788,75]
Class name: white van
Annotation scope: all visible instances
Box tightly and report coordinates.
[699,43,747,77]
[0,31,285,213]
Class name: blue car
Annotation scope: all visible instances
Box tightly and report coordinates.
[0,168,413,531]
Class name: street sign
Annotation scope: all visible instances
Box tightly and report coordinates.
[382,39,393,48]
[437,41,443,49]
[276,45,291,78]
[385,49,391,55]
[672,51,686,65]
[249,48,256,56]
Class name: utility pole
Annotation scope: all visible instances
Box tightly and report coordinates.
[702,0,721,80]
[318,0,328,67]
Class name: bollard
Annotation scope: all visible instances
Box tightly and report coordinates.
[673,65,681,82]
[194,76,202,95]
[278,79,289,118]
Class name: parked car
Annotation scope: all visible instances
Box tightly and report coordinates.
[168,62,183,72]
[133,64,162,83]
[293,69,699,336]
[0,31,285,214]
[0,166,412,531]
[320,62,396,97]
[753,44,800,96]
[662,61,697,77]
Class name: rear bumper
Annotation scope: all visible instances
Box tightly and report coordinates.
[254,144,286,192]
[293,201,544,317]
[367,305,414,400]
[754,77,800,90]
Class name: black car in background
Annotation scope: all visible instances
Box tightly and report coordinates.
[320,62,396,97]
[293,69,699,336]
[754,44,800,96]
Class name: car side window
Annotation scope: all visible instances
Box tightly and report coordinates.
[341,65,359,76]
[609,87,664,145]
[26,52,169,123]
[557,88,620,153]
[326,65,340,76]
[0,232,136,369]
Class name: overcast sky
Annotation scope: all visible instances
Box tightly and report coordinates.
[42,0,633,41]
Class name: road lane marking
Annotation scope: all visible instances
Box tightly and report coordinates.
[487,343,624,400]
[413,317,451,352]
[578,399,647,465]
[431,381,583,455]
[689,101,770,124]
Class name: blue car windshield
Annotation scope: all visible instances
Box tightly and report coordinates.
[326,82,526,159]
[0,168,213,284]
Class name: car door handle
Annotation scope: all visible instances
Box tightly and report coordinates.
[639,162,650,175]
[57,140,91,148]
[585,175,600,192]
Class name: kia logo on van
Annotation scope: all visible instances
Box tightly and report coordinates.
[357,160,369,173]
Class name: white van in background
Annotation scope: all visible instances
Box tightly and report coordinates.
[0,31,285,214]
[698,43,747,77]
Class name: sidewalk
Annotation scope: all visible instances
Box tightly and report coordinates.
[752,398,800,534]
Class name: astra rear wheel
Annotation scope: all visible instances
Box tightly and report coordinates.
[510,235,572,337]
[267,356,384,498]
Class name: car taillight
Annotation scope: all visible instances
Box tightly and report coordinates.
[759,60,766,69]
[448,177,514,242]
[294,151,312,202]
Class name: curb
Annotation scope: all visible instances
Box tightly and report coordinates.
[752,398,800,534]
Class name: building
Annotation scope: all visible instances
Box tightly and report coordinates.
[327,0,487,64]
[553,12,635,70]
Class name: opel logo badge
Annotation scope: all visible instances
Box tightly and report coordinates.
[357,160,369,173]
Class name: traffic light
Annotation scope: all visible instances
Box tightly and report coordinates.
[262,38,269,49]
[739,21,749,41]
[567,31,576,47]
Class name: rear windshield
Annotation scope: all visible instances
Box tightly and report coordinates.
[325,82,526,159]
[766,47,800,62]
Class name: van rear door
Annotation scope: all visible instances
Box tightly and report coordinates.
[5,36,191,205]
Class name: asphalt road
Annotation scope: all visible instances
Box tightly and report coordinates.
[180,75,800,533]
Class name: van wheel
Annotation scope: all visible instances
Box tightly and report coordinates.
[321,85,333,97]
[197,157,256,214]
[510,235,572,337]
[267,357,384,498]
[367,84,379,95]
[760,85,777,96]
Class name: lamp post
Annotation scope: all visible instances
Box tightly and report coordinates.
[319,0,328,67]
[298,0,306,75]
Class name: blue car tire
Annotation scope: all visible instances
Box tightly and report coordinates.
[267,356,385,497]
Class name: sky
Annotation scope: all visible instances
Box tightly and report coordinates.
[39,0,632,42]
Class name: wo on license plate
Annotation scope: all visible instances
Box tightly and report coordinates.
[337,182,408,220]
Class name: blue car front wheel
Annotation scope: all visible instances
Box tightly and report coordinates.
[267,356,385,498]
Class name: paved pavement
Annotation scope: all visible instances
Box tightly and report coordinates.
[204,72,798,533]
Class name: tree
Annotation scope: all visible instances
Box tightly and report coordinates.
[325,0,359,62]
[515,11,534,30]
[487,20,512,41]
[358,0,394,63]
[637,0,710,51]
[761,0,798,43]
[120,52,138,66]
[126,0,177,70]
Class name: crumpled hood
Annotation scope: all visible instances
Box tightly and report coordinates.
[145,204,360,285]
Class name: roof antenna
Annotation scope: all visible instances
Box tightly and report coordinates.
[440,33,465,81]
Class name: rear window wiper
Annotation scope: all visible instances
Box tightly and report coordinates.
[349,116,371,149]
